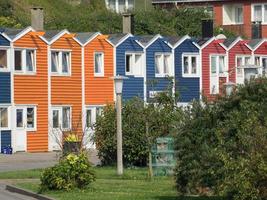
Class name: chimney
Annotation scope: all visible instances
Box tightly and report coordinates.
[202,19,213,38]
[252,21,262,39]
[122,13,134,34]
[31,7,44,31]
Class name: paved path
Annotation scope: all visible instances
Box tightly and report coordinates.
[0,150,100,172]
[0,183,37,200]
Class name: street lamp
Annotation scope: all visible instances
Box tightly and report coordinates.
[224,82,235,96]
[111,75,128,175]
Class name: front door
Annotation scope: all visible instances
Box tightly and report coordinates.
[49,108,62,151]
[13,107,27,152]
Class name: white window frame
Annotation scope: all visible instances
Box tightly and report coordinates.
[50,50,71,76]
[14,48,36,75]
[0,48,10,72]
[94,52,104,77]
[154,53,173,78]
[15,105,37,131]
[125,52,144,77]
[236,55,252,77]
[182,53,200,77]
[210,54,227,77]
[254,55,267,75]
[251,3,267,24]
[223,4,244,25]
[51,106,72,131]
[0,106,10,130]
[85,106,104,129]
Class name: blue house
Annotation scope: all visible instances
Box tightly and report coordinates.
[166,35,201,103]
[138,35,174,102]
[108,33,145,101]
[0,31,11,153]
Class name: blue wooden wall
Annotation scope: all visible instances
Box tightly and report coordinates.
[175,39,200,102]
[116,37,144,100]
[146,38,172,100]
[1,130,11,151]
[0,34,9,46]
[0,72,11,104]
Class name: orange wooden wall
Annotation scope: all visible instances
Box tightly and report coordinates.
[84,35,114,105]
[50,34,83,133]
[14,32,49,152]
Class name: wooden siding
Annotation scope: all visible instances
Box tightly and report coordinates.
[0,34,10,46]
[146,38,172,100]
[84,35,114,105]
[228,41,251,83]
[14,32,48,152]
[175,39,200,102]
[254,41,267,55]
[1,130,11,150]
[0,72,11,103]
[116,37,144,100]
[202,40,226,100]
[50,34,83,134]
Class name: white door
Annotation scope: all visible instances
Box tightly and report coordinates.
[210,56,219,94]
[49,108,62,151]
[236,56,251,84]
[12,107,27,152]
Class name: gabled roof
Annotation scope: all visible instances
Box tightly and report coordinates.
[43,30,62,43]
[223,37,239,48]
[138,35,156,47]
[76,32,98,45]
[248,39,263,50]
[0,28,24,40]
[108,33,129,46]
[195,37,212,47]
[164,36,183,47]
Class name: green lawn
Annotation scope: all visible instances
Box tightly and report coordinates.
[0,167,223,200]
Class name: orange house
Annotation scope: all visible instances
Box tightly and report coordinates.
[43,30,83,151]
[3,27,49,152]
[76,32,114,148]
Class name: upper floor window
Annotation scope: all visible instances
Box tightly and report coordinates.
[14,49,36,74]
[252,4,267,23]
[182,54,199,77]
[125,53,143,77]
[0,49,8,71]
[223,4,243,25]
[0,107,8,129]
[155,53,172,77]
[94,52,104,76]
[51,51,71,75]
[236,56,251,76]
[211,55,226,75]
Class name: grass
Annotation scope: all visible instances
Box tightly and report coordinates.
[0,167,224,200]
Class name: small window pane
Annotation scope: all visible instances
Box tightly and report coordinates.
[135,54,142,75]
[191,56,197,74]
[235,6,243,23]
[264,5,267,22]
[245,57,251,65]
[86,110,92,128]
[26,50,35,72]
[219,56,225,73]
[164,55,170,74]
[254,5,262,21]
[0,108,8,128]
[211,56,217,74]
[95,53,103,74]
[62,52,70,74]
[27,107,34,128]
[126,54,132,73]
[237,57,243,75]
[155,55,161,75]
[62,107,70,129]
[262,58,267,74]
[51,52,59,73]
[52,110,59,128]
[0,50,7,69]
[15,50,22,71]
[96,107,103,117]
[16,109,23,128]
[255,57,261,66]
[183,56,189,74]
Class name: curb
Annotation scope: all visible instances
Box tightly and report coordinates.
[6,185,55,200]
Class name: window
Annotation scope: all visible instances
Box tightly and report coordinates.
[223,4,243,25]
[14,49,36,74]
[0,50,7,70]
[252,4,267,23]
[86,106,103,129]
[154,54,172,77]
[182,54,199,76]
[94,52,104,76]
[235,6,243,23]
[50,51,71,75]
[125,53,143,76]
[210,55,226,75]
[255,56,267,75]
[15,106,36,130]
[0,107,8,128]
[52,107,71,130]
[236,56,251,76]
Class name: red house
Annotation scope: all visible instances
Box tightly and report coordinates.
[223,37,252,85]
[250,38,267,75]
[197,36,227,100]
[152,0,267,39]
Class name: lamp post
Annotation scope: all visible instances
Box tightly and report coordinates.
[112,75,128,175]
[224,82,235,96]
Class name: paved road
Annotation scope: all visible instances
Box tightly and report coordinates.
[0,184,37,200]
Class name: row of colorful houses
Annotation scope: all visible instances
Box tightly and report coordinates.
[0,26,266,153]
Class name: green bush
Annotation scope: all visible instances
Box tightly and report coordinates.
[175,78,267,200]
[40,153,95,191]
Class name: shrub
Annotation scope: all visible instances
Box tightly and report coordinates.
[40,153,95,191]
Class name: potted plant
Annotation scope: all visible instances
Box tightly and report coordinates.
[63,133,81,155]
